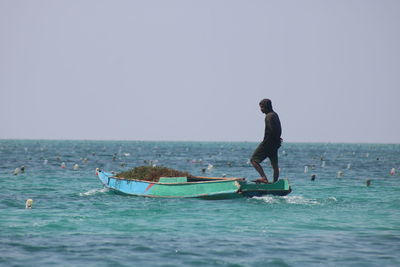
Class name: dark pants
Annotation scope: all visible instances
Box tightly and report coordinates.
[251,141,279,165]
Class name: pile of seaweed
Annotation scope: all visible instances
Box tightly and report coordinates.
[116,166,192,182]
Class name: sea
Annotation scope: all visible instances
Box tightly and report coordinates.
[0,140,399,267]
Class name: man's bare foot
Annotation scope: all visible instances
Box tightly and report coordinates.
[251,178,269,184]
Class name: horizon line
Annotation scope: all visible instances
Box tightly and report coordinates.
[0,138,399,145]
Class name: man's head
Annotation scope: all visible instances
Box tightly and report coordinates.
[259,99,273,114]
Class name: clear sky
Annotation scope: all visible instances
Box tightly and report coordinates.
[1,0,399,143]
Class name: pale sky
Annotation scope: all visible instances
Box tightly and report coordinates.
[1,0,399,143]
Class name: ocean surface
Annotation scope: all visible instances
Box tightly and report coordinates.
[0,140,399,267]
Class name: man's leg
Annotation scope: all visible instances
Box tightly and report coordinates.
[270,152,279,183]
[250,142,269,183]
[251,159,269,183]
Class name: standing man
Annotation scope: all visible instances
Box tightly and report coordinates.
[251,99,282,184]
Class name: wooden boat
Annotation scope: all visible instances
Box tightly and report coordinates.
[96,168,291,199]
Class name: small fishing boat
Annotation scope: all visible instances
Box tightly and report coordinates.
[96,168,292,199]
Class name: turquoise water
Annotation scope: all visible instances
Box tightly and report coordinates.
[1,140,399,266]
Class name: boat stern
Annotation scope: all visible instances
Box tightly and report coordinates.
[239,179,292,197]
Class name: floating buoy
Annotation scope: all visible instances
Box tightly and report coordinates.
[25,199,33,209]
[13,168,21,175]
[390,168,396,176]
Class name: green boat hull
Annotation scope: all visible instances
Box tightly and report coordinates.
[96,169,292,199]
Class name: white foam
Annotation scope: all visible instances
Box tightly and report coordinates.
[282,195,320,205]
[253,196,278,204]
[328,196,337,202]
[79,188,109,196]
[254,195,320,205]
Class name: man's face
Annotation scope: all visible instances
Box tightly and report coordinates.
[260,104,266,114]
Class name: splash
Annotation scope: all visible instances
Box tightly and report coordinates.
[283,195,320,205]
[253,195,320,205]
[253,195,278,204]
[79,188,109,196]
[327,196,337,202]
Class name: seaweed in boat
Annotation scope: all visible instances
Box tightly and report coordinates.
[116,166,192,182]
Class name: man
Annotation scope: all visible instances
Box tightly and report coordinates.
[251,99,282,184]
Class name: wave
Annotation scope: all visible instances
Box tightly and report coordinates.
[79,187,109,196]
[253,195,321,205]
[283,195,320,205]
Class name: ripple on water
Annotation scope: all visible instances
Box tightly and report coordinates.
[1,141,400,266]
[79,188,109,197]
[252,195,321,205]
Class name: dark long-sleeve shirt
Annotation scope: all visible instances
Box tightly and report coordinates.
[263,111,282,143]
